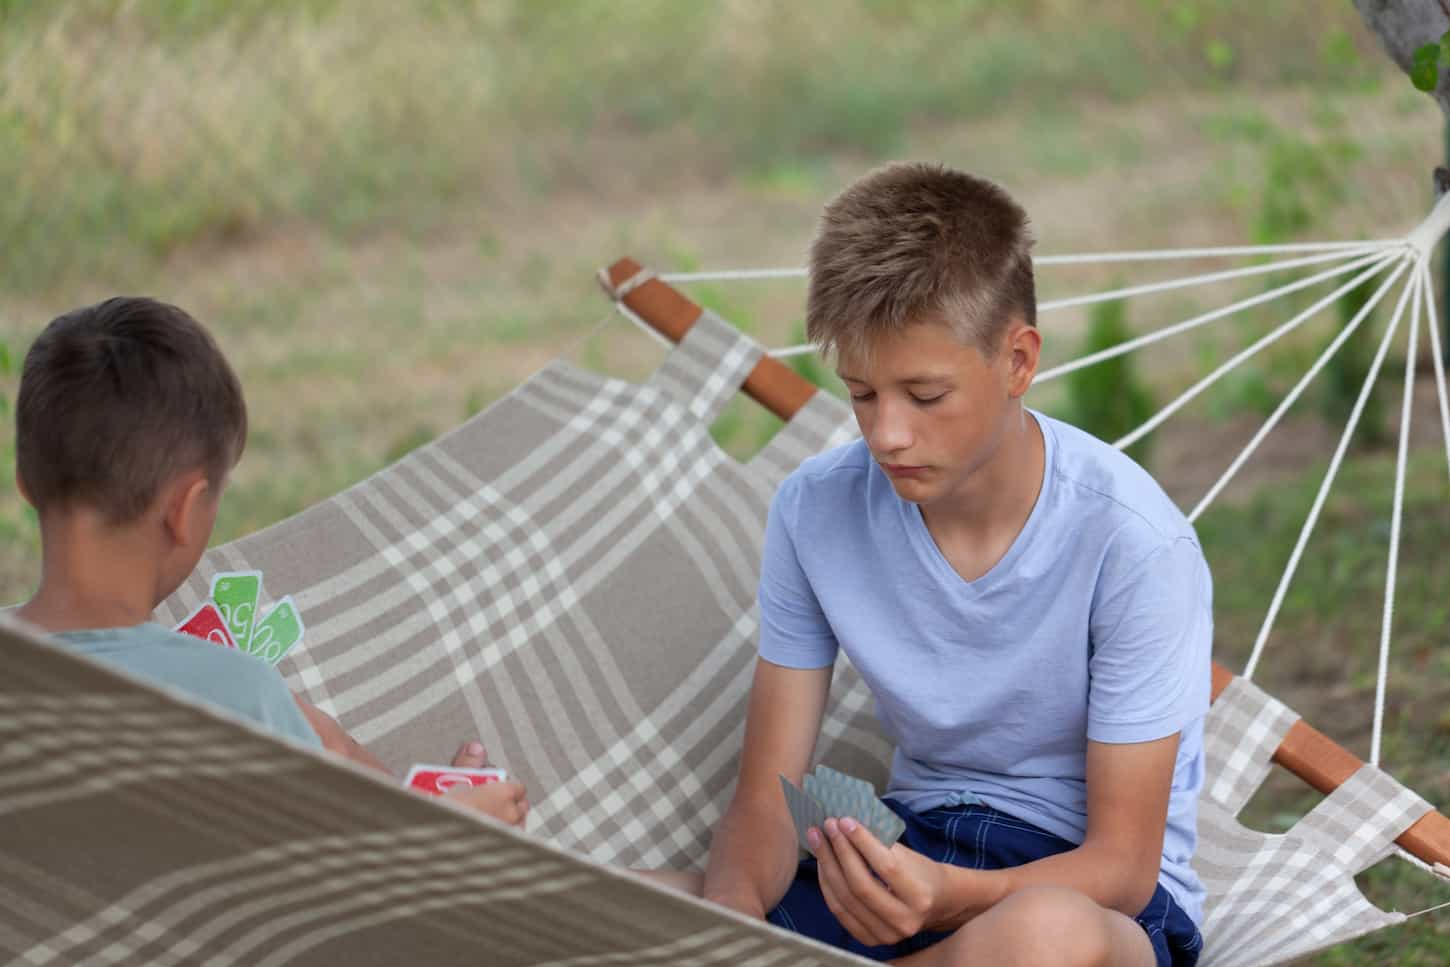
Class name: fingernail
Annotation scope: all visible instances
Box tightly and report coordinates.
[806,828,822,849]
[467,741,484,756]
[840,817,858,834]
[824,818,838,837]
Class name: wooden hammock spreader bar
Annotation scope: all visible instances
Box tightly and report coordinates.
[602,255,1450,871]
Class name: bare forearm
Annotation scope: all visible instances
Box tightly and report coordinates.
[294,696,392,775]
[935,841,1159,930]
[703,799,801,917]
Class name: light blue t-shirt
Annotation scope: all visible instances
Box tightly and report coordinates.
[758,413,1212,924]
[55,624,322,749]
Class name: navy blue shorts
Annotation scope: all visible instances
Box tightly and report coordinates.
[767,800,1202,966]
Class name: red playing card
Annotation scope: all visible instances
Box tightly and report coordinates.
[174,603,238,649]
[402,764,507,795]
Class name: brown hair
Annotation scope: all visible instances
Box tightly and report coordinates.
[806,162,1036,361]
[16,297,247,523]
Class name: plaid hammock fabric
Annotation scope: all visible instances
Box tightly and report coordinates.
[0,312,1434,965]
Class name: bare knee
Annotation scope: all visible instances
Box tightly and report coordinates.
[978,887,1114,967]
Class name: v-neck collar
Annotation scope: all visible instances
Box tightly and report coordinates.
[896,411,1055,594]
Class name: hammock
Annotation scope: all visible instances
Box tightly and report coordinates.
[5,198,1450,965]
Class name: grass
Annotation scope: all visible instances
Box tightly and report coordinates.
[3,2,1450,960]
[0,0,1388,298]
[1199,448,1450,963]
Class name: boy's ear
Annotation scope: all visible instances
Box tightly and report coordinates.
[162,471,213,547]
[1006,320,1042,398]
[15,468,33,509]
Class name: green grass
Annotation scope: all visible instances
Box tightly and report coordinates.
[1199,448,1450,963]
[0,0,1388,296]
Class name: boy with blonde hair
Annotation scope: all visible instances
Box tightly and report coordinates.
[11,297,527,826]
[700,164,1210,966]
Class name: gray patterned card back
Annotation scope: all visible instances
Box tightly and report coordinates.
[780,775,828,852]
[781,768,907,850]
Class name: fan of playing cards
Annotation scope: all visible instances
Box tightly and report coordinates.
[173,571,305,665]
[780,764,906,851]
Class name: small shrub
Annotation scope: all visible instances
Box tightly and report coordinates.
[1320,275,1387,447]
[1064,298,1156,468]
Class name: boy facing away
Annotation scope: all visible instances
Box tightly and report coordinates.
[10,297,527,826]
[693,164,1212,966]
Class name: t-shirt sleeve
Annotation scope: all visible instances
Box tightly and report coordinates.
[237,660,325,750]
[756,479,839,669]
[1087,534,1212,744]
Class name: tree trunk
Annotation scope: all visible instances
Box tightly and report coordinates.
[1355,0,1450,118]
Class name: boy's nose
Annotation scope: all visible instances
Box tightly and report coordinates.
[868,400,913,454]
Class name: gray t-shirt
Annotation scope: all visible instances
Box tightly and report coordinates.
[55,623,321,749]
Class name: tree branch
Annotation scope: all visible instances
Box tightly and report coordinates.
[1356,0,1450,119]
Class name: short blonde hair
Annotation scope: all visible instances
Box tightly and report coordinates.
[806,162,1036,361]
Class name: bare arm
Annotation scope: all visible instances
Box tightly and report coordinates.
[702,658,833,918]
[813,732,1179,945]
[293,694,392,774]
[932,733,1177,925]
[293,696,532,827]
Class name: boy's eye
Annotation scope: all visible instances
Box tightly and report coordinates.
[912,393,947,405]
[849,391,876,403]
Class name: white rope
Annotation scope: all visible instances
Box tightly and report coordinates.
[660,267,809,282]
[1406,190,1450,259]
[1420,261,1450,484]
[1407,898,1450,920]
[1037,249,1394,384]
[1242,260,1418,680]
[1371,268,1423,768]
[1189,257,1413,524]
[688,248,1395,383]
[610,301,676,351]
[1037,244,1390,314]
[767,344,821,360]
[656,240,1400,283]
[1396,845,1450,882]
[1113,253,1399,452]
[605,267,657,301]
[1034,240,1399,265]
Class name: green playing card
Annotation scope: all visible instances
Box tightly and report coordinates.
[211,572,261,651]
[247,597,305,664]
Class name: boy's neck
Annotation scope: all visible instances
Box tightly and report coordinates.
[16,513,166,633]
[921,406,1046,547]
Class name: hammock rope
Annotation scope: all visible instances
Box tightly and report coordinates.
[1112,252,1400,453]
[1421,261,1450,484]
[1408,898,1450,921]
[599,192,1450,778]
[657,238,1403,282]
[1035,245,1393,314]
[1036,248,1397,383]
[1185,256,1412,523]
[1373,268,1423,769]
[1242,258,1417,681]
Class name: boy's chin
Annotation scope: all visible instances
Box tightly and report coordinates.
[885,477,938,504]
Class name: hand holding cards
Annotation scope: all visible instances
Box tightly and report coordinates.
[780,764,906,851]
[404,764,530,828]
[173,570,306,665]
[174,602,237,649]
[402,764,508,795]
